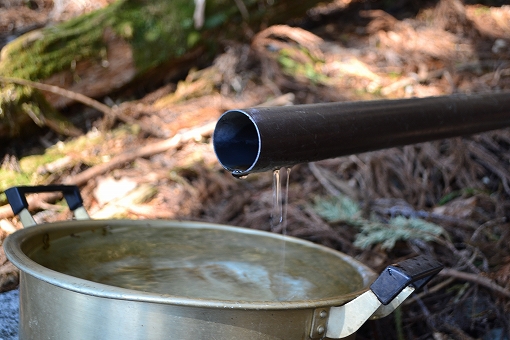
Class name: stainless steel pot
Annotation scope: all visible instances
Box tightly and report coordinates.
[4,186,443,340]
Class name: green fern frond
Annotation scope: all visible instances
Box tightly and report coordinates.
[312,194,445,250]
[313,195,361,224]
[354,216,444,250]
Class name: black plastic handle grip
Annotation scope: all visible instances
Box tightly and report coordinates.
[370,255,443,305]
[5,185,84,215]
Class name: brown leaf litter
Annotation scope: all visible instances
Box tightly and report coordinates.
[1,0,510,338]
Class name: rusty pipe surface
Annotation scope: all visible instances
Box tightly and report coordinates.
[213,92,510,175]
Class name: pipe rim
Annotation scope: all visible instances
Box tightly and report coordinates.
[213,109,261,175]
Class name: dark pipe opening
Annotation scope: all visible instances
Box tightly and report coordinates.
[213,110,260,172]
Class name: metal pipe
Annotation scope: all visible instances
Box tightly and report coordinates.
[213,92,510,176]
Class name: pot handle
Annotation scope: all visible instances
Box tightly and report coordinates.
[318,255,443,339]
[5,185,90,227]
[370,255,443,305]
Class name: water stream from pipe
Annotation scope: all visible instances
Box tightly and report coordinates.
[232,167,292,300]
[271,167,291,300]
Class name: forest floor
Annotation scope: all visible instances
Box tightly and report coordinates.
[1,0,510,339]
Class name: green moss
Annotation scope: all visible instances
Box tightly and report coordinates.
[0,4,118,80]
[473,5,491,16]
[0,0,202,80]
[112,0,197,72]
[0,146,63,203]
[0,126,133,199]
[15,132,101,174]
[0,170,33,192]
[388,71,402,79]
[277,47,328,84]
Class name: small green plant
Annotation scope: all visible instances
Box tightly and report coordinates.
[437,188,480,206]
[354,215,444,250]
[313,194,445,250]
[312,193,362,224]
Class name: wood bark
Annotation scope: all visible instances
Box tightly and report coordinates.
[0,0,331,138]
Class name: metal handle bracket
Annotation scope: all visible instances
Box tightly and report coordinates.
[323,255,443,339]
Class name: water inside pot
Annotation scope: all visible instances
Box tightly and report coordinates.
[28,224,365,302]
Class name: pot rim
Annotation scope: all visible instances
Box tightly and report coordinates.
[5,219,376,310]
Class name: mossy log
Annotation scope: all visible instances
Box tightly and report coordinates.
[0,0,331,138]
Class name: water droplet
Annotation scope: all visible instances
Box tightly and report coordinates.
[232,170,248,179]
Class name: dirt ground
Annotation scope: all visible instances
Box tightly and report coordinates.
[1,0,510,339]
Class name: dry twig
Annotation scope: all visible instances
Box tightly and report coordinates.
[439,267,510,298]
